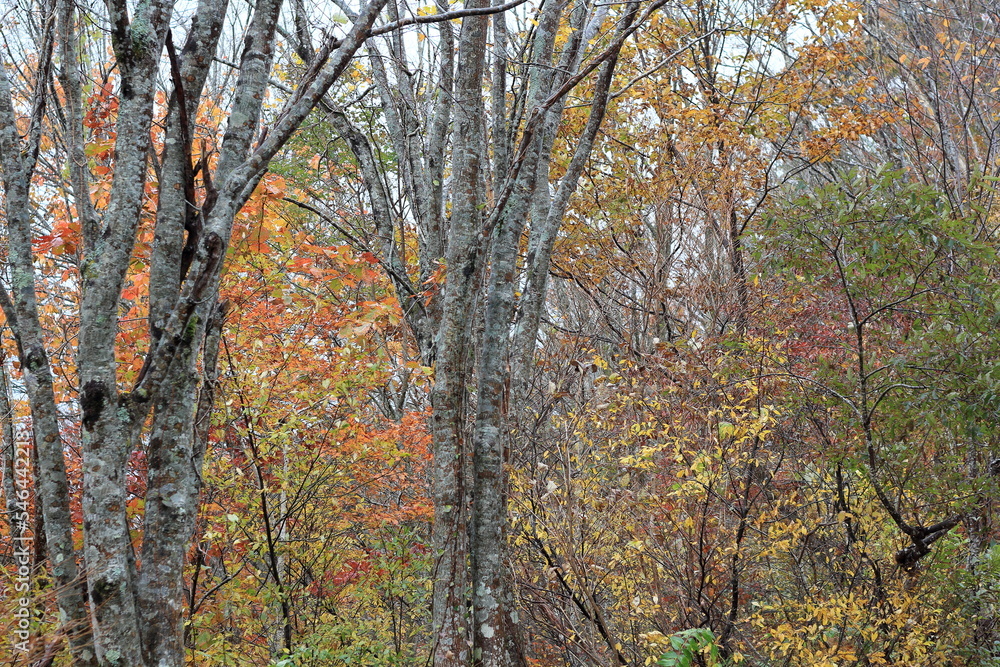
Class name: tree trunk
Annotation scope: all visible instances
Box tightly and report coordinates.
[0,47,98,666]
[429,4,491,663]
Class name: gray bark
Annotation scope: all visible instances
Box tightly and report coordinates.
[471,6,644,666]
[428,2,491,662]
[326,109,435,360]
[511,12,634,389]
[0,34,99,667]
[129,2,388,665]
[148,0,230,338]
[0,352,24,547]
[466,7,564,663]
[138,0,274,658]
[314,1,665,664]
[1,0,396,663]
[3,0,660,662]
[75,0,176,654]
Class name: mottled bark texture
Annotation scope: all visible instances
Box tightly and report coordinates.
[1,0,657,662]
[0,0,386,663]
[0,353,19,541]
[290,0,665,664]
[421,2,493,660]
[0,28,98,666]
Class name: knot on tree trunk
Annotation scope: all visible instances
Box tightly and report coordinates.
[80,380,108,432]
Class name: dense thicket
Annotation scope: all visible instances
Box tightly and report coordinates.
[1,0,998,665]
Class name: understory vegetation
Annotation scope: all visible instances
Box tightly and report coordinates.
[1,0,999,664]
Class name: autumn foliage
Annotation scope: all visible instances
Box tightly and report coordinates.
[2,0,1000,665]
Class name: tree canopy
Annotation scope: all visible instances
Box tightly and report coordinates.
[1,0,999,665]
